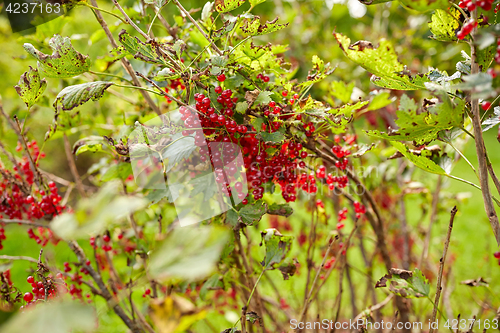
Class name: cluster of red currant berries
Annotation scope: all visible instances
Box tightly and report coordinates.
[22,275,61,306]
[459,0,494,11]
[457,19,478,40]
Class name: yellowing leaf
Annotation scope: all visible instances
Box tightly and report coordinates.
[14,66,47,109]
[240,17,289,36]
[215,0,245,12]
[149,295,206,333]
[428,8,461,42]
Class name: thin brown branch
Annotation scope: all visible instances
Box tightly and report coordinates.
[172,0,223,55]
[421,175,442,266]
[430,206,457,332]
[88,0,161,115]
[0,255,38,263]
[0,218,51,229]
[470,8,500,245]
[63,134,86,198]
[67,240,141,333]
[112,0,150,40]
[353,294,394,321]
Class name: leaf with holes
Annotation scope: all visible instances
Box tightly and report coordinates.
[240,17,289,36]
[334,33,432,90]
[14,66,47,109]
[390,141,448,175]
[118,30,170,66]
[24,35,91,78]
[54,81,114,111]
[428,8,460,41]
[215,0,245,12]
[260,229,293,270]
[367,94,464,145]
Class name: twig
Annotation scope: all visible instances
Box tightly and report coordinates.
[67,241,141,333]
[0,218,51,229]
[63,134,86,197]
[0,255,38,263]
[88,0,160,115]
[172,0,223,56]
[470,8,500,245]
[421,175,442,266]
[430,206,458,332]
[111,0,150,41]
[298,235,338,325]
[353,294,394,321]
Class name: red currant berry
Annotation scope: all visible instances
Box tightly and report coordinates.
[23,292,34,302]
[27,276,34,284]
[217,74,226,82]
[482,101,492,111]
[103,234,111,242]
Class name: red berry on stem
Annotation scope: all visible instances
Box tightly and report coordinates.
[217,74,226,82]
[23,292,34,302]
[482,101,492,111]
[27,276,34,284]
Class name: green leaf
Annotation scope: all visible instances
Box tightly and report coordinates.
[149,225,229,280]
[0,300,97,333]
[254,91,273,105]
[352,143,376,158]
[390,141,447,175]
[399,0,449,12]
[73,135,106,156]
[161,133,197,172]
[235,101,248,113]
[24,35,91,78]
[51,181,147,240]
[260,131,285,143]
[146,188,176,204]
[267,203,293,217]
[252,118,265,132]
[367,94,465,145]
[453,72,494,99]
[260,229,293,270]
[215,0,245,12]
[376,268,430,298]
[477,44,496,72]
[330,81,354,104]
[411,269,430,296]
[483,106,500,132]
[334,33,431,90]
[428,8,460,42]
[227,202,267,227]
[14,66,47,109]
[102,162,133,181]
[240,17,289,36]
[329,101,369,118]
[200,274,223,300]
[239,202,267,225]
[54,81,114,111]
[367,92,394,111]
[118,30,170,65]
[249,0,266,6]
